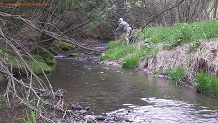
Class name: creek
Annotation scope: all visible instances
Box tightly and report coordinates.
[46,53,218,123]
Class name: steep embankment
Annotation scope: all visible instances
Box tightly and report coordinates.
[143,39,218,83]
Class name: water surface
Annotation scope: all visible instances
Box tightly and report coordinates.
[47,56,218,122]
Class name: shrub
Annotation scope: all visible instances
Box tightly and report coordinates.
[168,66,185,85]
[195,72,218,97]
[122,53,140,69]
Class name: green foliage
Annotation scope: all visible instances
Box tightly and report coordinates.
[140,46,159,58]
[100,41,136,60]
[122,53,140,69]
[33,48,57,66]
[195,72,218,97]
[139,20,218,50]
[52,40,75,51]
[100,39,158,68]
[168,66,185,85]
[2,48,56,75]
[28,60,52,75]
[69,52,79,57]
[27,48,57,75]
[102,20,218,69]
[22,97,42,123]
[47,47,58,55]
[23,109,38,123]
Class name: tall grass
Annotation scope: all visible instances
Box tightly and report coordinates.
[195,72,218,97]
[122,53,140,69]
[168,66,185,86]
[23,109,38,123]
[22,96,42,123]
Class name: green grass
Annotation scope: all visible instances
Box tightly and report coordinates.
[100,39,159,68]
[139,20,218,49]
[23,109,38,123]
[168,66,185,86]
[122,53,140,69]
[22,96,41,123]
[100,41,137,60]
[101,20,218,69]
[195,72,218,97]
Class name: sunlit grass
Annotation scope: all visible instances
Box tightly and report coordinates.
[139,20,218,49]
[100,41,137,60]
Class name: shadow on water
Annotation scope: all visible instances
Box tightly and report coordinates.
[44,56,218,122]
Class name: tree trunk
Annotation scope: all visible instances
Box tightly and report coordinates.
[214,0,218,19]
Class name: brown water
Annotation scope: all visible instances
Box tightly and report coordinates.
[46,56,218,122]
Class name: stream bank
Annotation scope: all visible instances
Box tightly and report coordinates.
[100,39,218,97]
[46,53,218,123]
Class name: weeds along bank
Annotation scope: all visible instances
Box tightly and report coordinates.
[100,20,218,97]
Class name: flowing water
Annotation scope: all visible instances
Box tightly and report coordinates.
[46,55,218,123]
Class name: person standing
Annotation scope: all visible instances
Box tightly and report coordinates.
[115,18,132,45]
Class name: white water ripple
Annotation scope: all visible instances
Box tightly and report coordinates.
[105,98,218,123]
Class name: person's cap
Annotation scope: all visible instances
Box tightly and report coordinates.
[118,18,123,22]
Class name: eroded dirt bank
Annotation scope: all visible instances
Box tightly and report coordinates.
[139,39,218,84]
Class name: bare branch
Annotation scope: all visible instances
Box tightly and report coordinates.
[0,12,103,53]
[141,0,185,31]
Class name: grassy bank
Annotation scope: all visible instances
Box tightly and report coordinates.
[101,20,218,68]
[101,20,218,97]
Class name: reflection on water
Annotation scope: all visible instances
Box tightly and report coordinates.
[46,57,218,122]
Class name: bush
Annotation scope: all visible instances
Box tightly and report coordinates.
[195,72,218,97]
[168,66,185,85]
[122,53,140,69]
